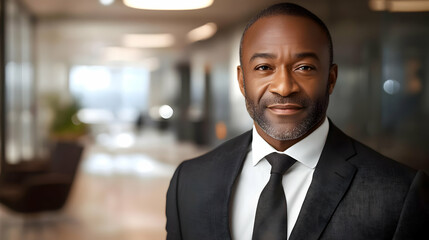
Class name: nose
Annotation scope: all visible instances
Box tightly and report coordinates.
[268,67,299,97]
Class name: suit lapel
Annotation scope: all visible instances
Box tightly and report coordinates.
[289,123,357,240]
[211,131,252,240]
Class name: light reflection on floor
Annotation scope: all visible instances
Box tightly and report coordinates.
[83,153,176,178]
[0,127,210,240]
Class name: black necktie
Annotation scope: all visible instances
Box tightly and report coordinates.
[252,152,297,240]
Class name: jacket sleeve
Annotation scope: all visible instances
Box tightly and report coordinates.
[393,171,429,240]
[166,163,184,240]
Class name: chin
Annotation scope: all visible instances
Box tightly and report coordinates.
[258,112,319,141]
[267,125,308,141]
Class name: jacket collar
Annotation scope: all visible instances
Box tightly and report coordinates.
[289,122,357,240]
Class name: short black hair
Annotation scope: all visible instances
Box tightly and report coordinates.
[239,2,334,66]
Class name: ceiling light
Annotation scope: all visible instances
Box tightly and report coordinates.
[368,0,388,11]
[104,47,143,62]
[122,34,175,48]
[123,0,214,10]
[100,0,115,6]
[369,0,429,12]
[187,23,217,42]
[390,0,429,12]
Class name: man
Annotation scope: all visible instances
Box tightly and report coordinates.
[166,2,428,240]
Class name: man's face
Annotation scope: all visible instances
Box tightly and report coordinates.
[238,15,337,141]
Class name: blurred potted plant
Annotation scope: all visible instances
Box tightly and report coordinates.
[47,95,87,141]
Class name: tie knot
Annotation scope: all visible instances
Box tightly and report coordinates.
[265,152,296,175]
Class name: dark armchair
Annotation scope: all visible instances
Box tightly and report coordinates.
[0,141,84,213]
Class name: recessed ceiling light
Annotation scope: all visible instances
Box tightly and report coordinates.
[100,0,115,6]
[104,47,143,62]
[368,0,387,11]
[187,22,217,42]
[390,0,429,12]
[369,0,429,12]
[123,0,214,10]
[122,34,175,48]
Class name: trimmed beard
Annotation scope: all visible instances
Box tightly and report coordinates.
[244,81,329,141]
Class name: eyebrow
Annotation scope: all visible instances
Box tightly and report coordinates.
[294,52,320,61]
[249,53,277,63]
[248,51,320,63]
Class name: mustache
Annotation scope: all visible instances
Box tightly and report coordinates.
[260,93,310,107]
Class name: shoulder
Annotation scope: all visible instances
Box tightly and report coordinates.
[328,123,425,203]
[178,130,252,170]
[326,122,417,184]
[330,124,418,185]
[352,136,416,179]
[321,123,428,238]
[347,133,429,221]
[169,131,252,192]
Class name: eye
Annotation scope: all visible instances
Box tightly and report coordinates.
[255,65,271,71]
[296,65,315,71]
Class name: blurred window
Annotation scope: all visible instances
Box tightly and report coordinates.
[69,66,150,123]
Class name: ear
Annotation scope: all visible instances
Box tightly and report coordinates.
[237,65,245,96]
[328,64,338,95]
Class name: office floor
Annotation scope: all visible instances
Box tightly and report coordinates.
[0,127,210,240]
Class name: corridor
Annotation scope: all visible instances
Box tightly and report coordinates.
[0,127,210,240]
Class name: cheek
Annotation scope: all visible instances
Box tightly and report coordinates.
[245,78,270,101]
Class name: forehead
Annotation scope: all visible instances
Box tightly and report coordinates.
[242,15,329,62]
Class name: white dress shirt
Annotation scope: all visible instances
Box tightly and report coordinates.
[230,118,329,240]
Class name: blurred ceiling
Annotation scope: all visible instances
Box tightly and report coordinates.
[16,0,356,66]
[13,0,429,69]
[18,0,299,65]
[20,0,287,29]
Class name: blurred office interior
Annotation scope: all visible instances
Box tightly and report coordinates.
[0,0,428,239]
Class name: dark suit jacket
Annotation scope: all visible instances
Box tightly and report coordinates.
[166,124,429,240]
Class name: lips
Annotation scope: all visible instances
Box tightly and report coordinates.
[267,103,304,115]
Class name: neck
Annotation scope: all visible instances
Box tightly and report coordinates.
[255,117,326,152]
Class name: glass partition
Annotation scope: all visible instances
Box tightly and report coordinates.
[4,0,36,165]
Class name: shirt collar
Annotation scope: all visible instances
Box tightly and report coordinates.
[251,117,329,169]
